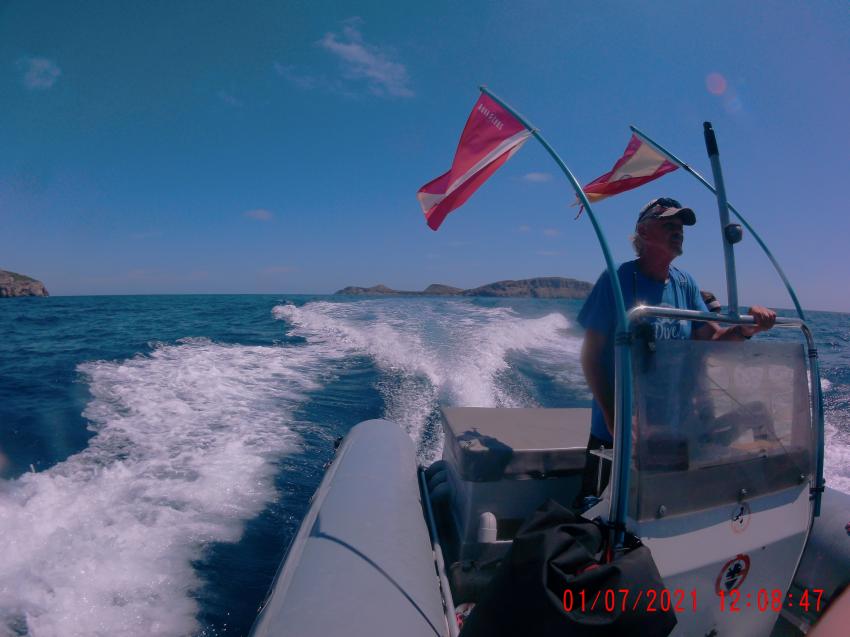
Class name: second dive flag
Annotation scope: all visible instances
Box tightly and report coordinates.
[418,93,531,230]
[582,134,678,203]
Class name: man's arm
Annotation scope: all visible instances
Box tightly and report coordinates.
[581,328,615,437]
[693,305,777,341]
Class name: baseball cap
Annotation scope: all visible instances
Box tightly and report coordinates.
[637,197,696,226]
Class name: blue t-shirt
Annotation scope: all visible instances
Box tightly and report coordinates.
[577,260,709,443]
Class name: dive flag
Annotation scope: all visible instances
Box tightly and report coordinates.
[582,134,678,203]
[418,93,531,230]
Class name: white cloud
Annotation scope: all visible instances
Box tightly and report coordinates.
[318,18,413,98]
[217,90,243,107]
[518,225,531,233]
[543,228,560,237]
[523,172,552,183]
[273,63,321,90]
[16,57,61,90]
[243,208,274,221]
[272,62,358,99]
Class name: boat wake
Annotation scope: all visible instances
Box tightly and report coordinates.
[273,298,585,462]
[0,338,324,637]
[822,375,850,494]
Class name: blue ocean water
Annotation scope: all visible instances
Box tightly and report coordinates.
[0,295,847,636]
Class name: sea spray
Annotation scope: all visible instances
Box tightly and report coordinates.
[0,338,320,637]
[274,298,584,461]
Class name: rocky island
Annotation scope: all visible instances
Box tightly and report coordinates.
[335,277,592,299]
[0,270,49,297]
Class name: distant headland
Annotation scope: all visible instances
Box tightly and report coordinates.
[0,270,49,297]
[335,277,592,299]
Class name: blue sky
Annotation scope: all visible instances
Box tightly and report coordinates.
[1,1,848,310]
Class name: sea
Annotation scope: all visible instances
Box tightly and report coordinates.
[0,294,847,637]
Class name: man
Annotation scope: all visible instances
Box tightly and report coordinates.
[575,197,776,504]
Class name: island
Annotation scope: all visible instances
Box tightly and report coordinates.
[0,269,49,297]
[335,277,592,299]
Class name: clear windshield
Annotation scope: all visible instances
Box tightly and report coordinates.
[629,338,813,521]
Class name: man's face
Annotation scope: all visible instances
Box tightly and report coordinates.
[639,216,684,259]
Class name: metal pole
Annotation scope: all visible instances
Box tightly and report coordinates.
[703,122,741,316]
[479,86,632,547]
[800,324,826,517]
[629,125,807,322]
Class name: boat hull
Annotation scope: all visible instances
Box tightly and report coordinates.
[250,419,447,637]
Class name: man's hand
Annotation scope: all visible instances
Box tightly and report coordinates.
[694,305,777,341]
[739,305,777,338]
[749,305,777,330]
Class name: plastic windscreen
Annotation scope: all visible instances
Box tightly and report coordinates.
[629,338,812,520]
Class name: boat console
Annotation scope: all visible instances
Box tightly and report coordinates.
[425,334,822,634]
[425,406,591,601]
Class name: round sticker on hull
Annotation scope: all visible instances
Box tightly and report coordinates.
[715,554,751,594]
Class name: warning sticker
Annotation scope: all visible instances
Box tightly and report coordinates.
[715,554,751,594]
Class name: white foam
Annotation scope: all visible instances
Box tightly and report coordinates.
[816,374,848,496]
[275,299,584,461]
[824,415,850,495]
[0,338,325,637]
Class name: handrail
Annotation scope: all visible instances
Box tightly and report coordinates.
[628,305,803,327]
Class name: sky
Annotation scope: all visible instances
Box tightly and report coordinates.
[1,1,848,311]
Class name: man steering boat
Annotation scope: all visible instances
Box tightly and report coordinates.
[575,197,777,505]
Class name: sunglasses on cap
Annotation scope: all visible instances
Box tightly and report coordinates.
[637,197,696,226]
[640,197,682,216]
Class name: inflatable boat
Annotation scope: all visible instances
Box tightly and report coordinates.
[249,343,848,636]
[249,113,847,635]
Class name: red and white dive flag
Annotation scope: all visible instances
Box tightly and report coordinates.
[418,93,531,230]
[582,134,678,203]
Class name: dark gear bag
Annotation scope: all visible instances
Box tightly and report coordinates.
[460,499,677,637]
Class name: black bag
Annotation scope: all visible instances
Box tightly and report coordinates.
[460,500,677,637]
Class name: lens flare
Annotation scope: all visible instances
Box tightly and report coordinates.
[706,72,727,95]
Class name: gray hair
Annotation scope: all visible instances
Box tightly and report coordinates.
[630,229,645,256]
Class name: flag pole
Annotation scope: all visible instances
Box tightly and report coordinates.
[629,124,806,322]
[479,86,633,549]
